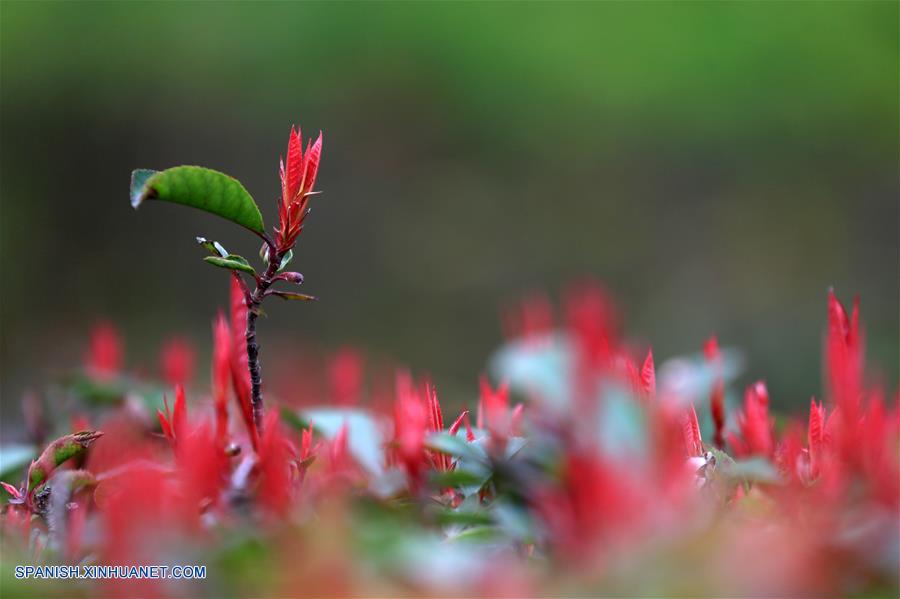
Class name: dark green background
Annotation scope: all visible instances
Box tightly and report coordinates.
[1,2,897,420]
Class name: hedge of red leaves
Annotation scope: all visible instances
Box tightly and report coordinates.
[0,280,896,598]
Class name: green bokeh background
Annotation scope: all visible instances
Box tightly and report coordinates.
[1,2,897,421]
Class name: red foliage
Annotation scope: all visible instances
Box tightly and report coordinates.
[229,275,257,449]
[256,411,294,517]
[212,312,231,446]
[704,336,726,449]
[276,126,323,252]
[729,381,775,458]
[156,385,186,448]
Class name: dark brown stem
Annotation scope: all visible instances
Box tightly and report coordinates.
[245,248,282,435]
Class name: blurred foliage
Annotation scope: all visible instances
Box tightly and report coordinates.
[1,2,897,425]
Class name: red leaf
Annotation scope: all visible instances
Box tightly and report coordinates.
[173,385,187,440]
[808,398,825,476]
[283,126,304,206]
[826,289,863,416]
[212,312,231,445]
[683,404,703,457]
[1,481,22,500]
[229,275,257,449]
[641,349,656,397]
[156,409,172,442]
[301,131,323,194]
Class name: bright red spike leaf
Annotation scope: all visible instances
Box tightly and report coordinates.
[212,312,231,446]
[256,411,293,517]
[704,336,725,449]
[730,381,774,458]
[682,404,703,457]
[229,275,257,449]
[1,481,22,501]
[641,349,656,397]
[826,290,864,416]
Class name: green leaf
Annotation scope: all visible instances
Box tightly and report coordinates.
[271,291,317,301]
[130,166,265,234]
[447,525,498,543]
[722,457,782,485]
[196,236,228,257]
[204,254,257,276]
[429,469,488,489]
[434,510,493,527]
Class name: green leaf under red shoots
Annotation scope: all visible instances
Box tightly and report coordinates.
[270,291,317,301]
[204,254,257,276]
[130,166,265,234]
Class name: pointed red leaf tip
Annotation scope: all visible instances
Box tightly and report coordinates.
[641,349,656,398]
[808,398,826,478]
[682,404,703,457]
[157,385,188,448]
[302,131,323,194]
[731,381,774,458]
[85,321,123,381]
[448,410,476,442]
[212,312,231,446]
[160,337,196,387]
[425,382,454,472]
[229,275,257,450]
[704,336,725,449]
[478,376,514,448]
[282,126,304,207]
[826,289,863,414]
[1,481,23,501]
[173,384,187,438]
